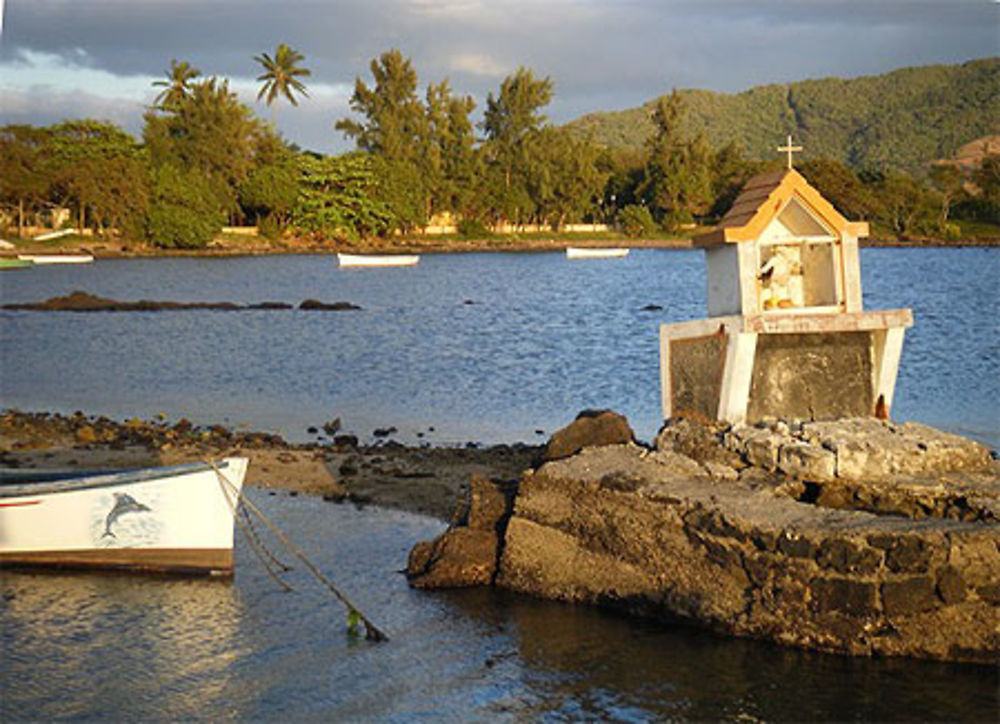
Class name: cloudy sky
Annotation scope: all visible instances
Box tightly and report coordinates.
[0,0,996,154]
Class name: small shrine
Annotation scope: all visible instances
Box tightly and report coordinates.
[660,138,913,424]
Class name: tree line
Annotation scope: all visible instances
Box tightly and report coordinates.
[1,48,997,248]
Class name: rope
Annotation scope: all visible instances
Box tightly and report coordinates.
[210,459,390,642]
[239,504,294,573]
[214,463,293,592]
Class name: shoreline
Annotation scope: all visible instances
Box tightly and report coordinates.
[0,410,541,522]
[2,234,999,261]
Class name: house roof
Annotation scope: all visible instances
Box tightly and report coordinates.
[693,168,869,247]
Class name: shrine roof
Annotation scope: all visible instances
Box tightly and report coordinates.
[693,168,869,247]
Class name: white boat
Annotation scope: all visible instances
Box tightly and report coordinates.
[0,458,248,575]
[32,229,79,242]
[337,253,419,268]
[566,247,629,259]
[17,254,94,265]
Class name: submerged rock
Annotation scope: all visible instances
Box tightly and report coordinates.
[3,291,361,312]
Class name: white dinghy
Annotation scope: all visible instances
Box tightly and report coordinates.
[337,253,420,268]
[565,247,629,260]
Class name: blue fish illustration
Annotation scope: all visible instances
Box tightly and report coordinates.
[102,493,151,539]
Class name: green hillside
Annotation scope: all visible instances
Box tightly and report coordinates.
[566,58,999,174]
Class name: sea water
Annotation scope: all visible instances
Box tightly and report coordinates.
[1,247,997,448]
[1,248,999,720]
[2,495,996,721]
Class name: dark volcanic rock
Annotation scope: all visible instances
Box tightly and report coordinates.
[2,291,244,312]
[3,291,362,313]
[298,299,361,311]
[542,409,635,462]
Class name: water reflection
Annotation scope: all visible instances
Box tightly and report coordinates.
[2,497,997,721]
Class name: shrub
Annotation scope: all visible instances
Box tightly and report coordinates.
[456,217,491,238]
[146,165,224,248]
[619,204,656,238]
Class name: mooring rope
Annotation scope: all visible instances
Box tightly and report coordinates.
[209,459,389,642]
[214,463,293,592]
[239,503,294,573]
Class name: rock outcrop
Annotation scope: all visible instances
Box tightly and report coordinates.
[409,415,1000,664]
[407,475,518,588]
[541,409,635,462]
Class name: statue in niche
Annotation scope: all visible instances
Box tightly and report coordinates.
[758,245,803,310]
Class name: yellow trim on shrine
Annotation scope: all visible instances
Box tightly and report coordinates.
[693,168,869,248]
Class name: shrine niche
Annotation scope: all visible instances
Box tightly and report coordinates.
[659,140,912,425]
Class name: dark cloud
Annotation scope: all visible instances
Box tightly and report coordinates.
[1,0,995,152]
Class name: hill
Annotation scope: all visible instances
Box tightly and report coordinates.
[566,58,999,175]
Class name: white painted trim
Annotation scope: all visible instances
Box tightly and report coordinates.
[872,327,906,414]
[717,332,758,424]
[659,325,673,421]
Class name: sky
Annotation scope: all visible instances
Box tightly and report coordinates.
[0,0,996,155]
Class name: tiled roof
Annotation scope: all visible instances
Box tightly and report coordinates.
[693,168,867,247]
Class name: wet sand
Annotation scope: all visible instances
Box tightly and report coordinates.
[0,411,541,521]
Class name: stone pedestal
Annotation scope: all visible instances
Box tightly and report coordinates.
[660,310,912,425]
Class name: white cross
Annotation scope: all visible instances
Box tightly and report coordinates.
[777,135,803,169]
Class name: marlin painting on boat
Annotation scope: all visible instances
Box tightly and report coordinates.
[0,458,248,575]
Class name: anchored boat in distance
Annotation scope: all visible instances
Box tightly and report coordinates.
[565,247,629,260]
[337,253,420,268]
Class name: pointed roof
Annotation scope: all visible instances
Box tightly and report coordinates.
[693,168,868,247]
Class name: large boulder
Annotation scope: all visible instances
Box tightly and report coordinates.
[406,475,517,588]
[542,409,635,462]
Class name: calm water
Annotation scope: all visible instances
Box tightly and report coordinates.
[1,248,998,448]
[2,494,997,722]
[2,249,999,720]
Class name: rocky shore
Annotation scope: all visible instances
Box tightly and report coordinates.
[0,410,539,520]
[6,407,998,663]
[408,412,1000,664]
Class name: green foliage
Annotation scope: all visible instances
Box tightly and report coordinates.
[292,153,395,239]
[46,120,150,236]
[799,158,873,220]
[523,127,606,229]
[566,58,1000,176]
[619,204,656,237]
[371,156,428,234]
[639,92,715,228]
[0,125,52,235]
[152,59,201,111]
[456,218,491,238]
[423,80,478,218]
[147,164,224,248]
[144,77,260,215]
[239,158,299,227]
[254,44,311,108]
[336,49,426,163]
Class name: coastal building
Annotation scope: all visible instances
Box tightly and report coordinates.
[660,141,913,424]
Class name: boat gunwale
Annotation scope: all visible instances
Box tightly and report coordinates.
[0,459,237,498]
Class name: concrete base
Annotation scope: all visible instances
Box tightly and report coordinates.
[660,310,912,425]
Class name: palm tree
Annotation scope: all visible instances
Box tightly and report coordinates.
[254,43,311,114]
[152,59,201,110]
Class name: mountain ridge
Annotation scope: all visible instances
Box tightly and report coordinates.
[564,58,999,174]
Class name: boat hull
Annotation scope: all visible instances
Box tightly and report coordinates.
[337,253,419,267]
[0,458,247,575]
[565,247,629,259]
[0,259,33,269]
[17,254,94,265]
